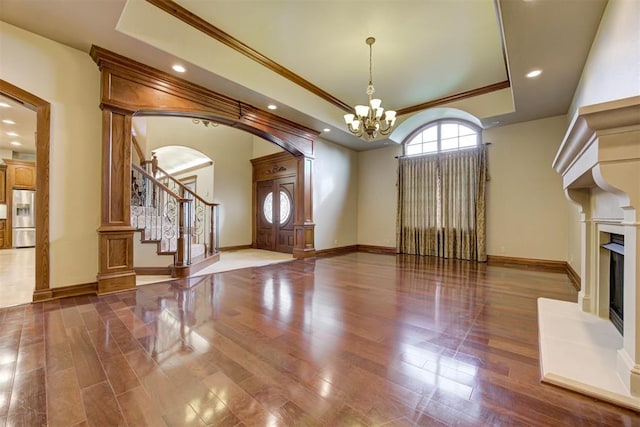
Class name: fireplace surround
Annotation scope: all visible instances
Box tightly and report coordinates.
[544,96,640,410]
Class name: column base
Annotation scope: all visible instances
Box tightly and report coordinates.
[97,271,136,294]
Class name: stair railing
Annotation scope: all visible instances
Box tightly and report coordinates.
[140,159,220,259]
[131,163,196,267]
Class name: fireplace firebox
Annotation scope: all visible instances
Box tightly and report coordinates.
[604,234,624,335]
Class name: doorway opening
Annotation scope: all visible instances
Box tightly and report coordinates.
[0,80,50,307]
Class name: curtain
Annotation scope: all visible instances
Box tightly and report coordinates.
[396,146,487,261]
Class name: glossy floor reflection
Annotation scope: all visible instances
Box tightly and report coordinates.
[1,252,638,426]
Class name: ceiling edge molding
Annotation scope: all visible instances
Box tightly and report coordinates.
[396,81,511,116]
[492,0,512,84]
[145,0,352,112]
[145,0,511,119]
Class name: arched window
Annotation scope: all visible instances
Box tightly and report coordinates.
[403,120,481,156]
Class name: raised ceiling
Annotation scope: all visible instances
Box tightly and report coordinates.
[0,0,607,151]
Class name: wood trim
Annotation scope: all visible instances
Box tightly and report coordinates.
[492,0,512,84]
[144,0,352,113]
[135,266,171,276]
[566,263,581,291]
[33,282,98,302]
[171,252,220,278]
[487,255,567,272]
[357,245,397,255]
[2,158,36,167]
[90,45,319,158]
[251,152,297,182]
[220,244,253,252]
[396,81,511,116]
[316,245,358,257]
[0,79,50,298]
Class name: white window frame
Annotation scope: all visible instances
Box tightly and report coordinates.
[402,119,482,157]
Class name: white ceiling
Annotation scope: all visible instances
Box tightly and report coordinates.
[0,0,608,151]
[0,93,37,155]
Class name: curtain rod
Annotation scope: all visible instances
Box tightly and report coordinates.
[394,142,492,159]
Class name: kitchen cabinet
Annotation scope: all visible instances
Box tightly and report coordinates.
[4,159,36,190]
[0,165,6,204]
[0,219,5,249]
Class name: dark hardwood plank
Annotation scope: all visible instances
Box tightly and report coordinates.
[7,367,46,426]
[81,382,124,427]
[47,367,85,427]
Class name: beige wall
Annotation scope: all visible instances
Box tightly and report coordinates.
[145,117,254,248]
[569,0,640,116]
[1,22,101,288]
[175,165,214,201]
[565,0,640,275]
[357,116,569,260]
[484,116,569,260]
[357,144,401,247]
[251,136,283,159]
[313,138,358,250]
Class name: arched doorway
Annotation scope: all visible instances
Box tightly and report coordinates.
[91,46,317,294]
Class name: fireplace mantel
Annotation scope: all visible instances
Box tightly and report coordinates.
[541,96,640,410]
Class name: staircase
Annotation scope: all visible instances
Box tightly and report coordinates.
[131,160,219,278]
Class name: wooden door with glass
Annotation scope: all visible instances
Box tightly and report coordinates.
[256,177,294,253]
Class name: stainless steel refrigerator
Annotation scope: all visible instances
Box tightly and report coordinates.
[12,189,36,248]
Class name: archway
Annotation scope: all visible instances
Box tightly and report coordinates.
[90,46,318,294]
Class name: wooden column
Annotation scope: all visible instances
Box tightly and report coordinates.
[293,155,315,258]
[97,106,136,293]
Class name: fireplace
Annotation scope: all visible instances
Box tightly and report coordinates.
[544,96,640,410]
[604,234,624,335]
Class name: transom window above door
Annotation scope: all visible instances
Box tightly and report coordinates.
[404,120,480,156]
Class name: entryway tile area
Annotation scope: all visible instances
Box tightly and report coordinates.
[0,248,35,308]
[135,249,294,287]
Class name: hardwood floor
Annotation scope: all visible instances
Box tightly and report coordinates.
[0,252,638,426]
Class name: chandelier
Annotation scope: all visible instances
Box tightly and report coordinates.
[192,118,219,128]
[344,37,396,140]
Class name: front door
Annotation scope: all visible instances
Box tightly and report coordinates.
[256,178,294,253]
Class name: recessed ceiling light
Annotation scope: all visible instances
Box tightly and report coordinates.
[267,104,277,110]
[2,119,15,125]
[0,103,10,108]
[172,64,186,73]
[6,132,18,137]
[10,141,21,146]
[323,128,331,132]
[526,69,542,78]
